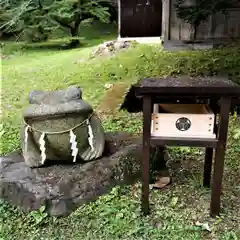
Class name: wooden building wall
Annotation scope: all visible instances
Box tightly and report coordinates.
[170,0,240,41]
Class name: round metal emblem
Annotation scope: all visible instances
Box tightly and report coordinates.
[175,117,191,131]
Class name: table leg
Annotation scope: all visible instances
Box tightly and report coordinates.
[210,97,231,217]
[203,148,213,188]
[142,95,152,215]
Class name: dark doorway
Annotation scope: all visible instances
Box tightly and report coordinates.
[120,0,162,38]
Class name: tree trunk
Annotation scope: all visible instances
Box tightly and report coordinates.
[189,24,196,41]
[69,28,80,48]
[188,24,198,43]
[193,24,197,40]
[69,18,81,48]
[38,26,48,41]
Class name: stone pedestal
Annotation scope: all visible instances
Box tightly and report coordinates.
[0,132,167,217]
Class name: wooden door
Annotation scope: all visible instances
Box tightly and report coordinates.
[120,0,162,38]
[120,0,145,37]
[145,0,162,37]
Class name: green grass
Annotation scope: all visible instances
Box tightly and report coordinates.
[1,24,240,239]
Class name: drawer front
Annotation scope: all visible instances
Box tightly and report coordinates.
[151,113,216,138]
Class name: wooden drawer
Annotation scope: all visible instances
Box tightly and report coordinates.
[151,104,216,139]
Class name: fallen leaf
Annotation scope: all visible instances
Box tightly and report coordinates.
[104,83,113,89]
[171,197,178,207]
[202,223,212,232]
[132,183,139,199]
[152,176,171,189]
[195,221,212,232]
[195,221,201,226]
[116,212,124,219]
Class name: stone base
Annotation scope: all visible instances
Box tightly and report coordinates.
[0,132,167,217]
[163,40,215,51]
[118,37,162,44]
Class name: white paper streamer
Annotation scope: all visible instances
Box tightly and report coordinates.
[39,132,46,164]
[87,119,94,151]
[24,113,95,164]
[70,130,78,162]
[24,126,30,152]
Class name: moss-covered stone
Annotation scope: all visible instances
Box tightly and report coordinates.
[1,132,167,217]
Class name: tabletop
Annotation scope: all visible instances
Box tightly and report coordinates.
[135,76,240,97]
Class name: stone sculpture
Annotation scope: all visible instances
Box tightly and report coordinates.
[21,86,105,168]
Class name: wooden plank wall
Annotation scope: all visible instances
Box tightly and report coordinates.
[170,0,240,40]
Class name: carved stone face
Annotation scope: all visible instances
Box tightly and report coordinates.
[24,86,92,120]
[21,86,105,167]
[29,86,82,105]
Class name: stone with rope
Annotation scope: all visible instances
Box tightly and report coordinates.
[21,86,105,168]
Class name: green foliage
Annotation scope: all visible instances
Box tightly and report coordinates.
[49,0,111,46]
[0,0,111,43]
[28,205,49,226]
[0,0,24,38]
[0,0,55,41]
[233,127,240,140]
[49,0,111,30]
[174,0,237,39]
[19,0,55,42]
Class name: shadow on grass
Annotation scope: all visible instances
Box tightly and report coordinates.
[2,35,116,55]
[2,21,117,55]
[23,36,115,51]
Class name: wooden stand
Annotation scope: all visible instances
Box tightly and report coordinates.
[135,76,240,217]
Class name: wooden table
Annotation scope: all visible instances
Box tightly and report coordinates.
[135,76,240,217]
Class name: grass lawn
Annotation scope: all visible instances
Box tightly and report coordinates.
[1,22,240,239]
